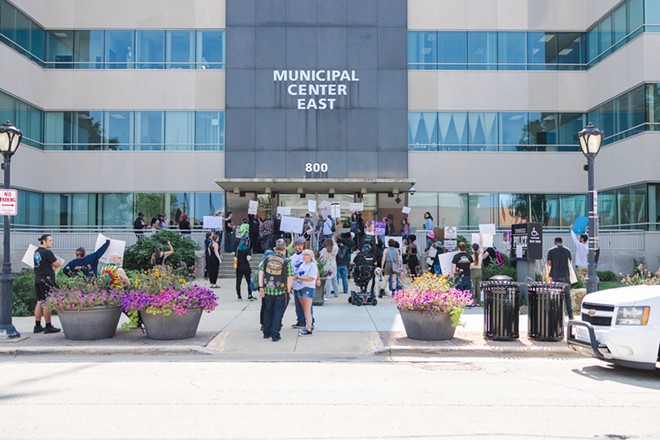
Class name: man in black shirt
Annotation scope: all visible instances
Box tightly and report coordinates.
[336,233,355,294]
[133,212,146,237]
[451,242,473,291]
[178,214,192,235]
[547,236,573,319]
[33,234,61,334]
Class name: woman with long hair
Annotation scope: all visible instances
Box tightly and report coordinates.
[206,235,222,288]
[235,236,254,301]
[407,235,420,279]
[380,238,402,297]
[318,237,339,299]
[294,249,318,336]
[470,242,482,306]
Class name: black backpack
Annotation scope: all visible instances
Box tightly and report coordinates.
[337,242,348,262]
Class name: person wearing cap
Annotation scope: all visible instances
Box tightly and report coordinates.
[178,214,192,235]
[33,234,61,334]
[63,238,111,278]
[258,239,294,342]
[290,236,312,329]
[133,212,146,237]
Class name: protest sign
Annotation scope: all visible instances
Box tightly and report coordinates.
[95,234,126,265]
[203,216,223,230]
[279,215,304,234]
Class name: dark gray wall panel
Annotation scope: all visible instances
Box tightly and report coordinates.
[226,0,408,180]
[256,27,286,69]
[255,109,286,150]
[256,0,287,26]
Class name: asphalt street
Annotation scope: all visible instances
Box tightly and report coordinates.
[0,356,658,440]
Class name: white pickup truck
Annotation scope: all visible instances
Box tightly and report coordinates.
[567,285,660,371]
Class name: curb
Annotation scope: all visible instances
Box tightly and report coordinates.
[374,345,578,358]
[0,345,216,356]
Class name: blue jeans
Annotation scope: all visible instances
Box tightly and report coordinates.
[455,276,472,292]
[293,289,314,325]
[336,265,348,293]
[263,293,287,340]
[324,276,339,298]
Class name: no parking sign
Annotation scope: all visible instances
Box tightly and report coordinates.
[0,189,17,216]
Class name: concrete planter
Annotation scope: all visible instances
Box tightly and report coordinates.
[58,306,122,341]
[399,309,457,341]
[313,279,325,306]
[141,308,203,340]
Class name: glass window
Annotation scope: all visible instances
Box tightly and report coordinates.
[105,111,133,150]
[46,30,74,68]
[27,191,43,226]
[437,31,466,70]
[437,112,468,150]
[468,32,497,70]
[528,32,557,70]
[106,30,134,69]
[74,30,104,69]
[628,0,644,32]
[408,112,438,150]
[498,194,529,226]
[497,32,526,70]
[527,112,557,150]
[28,103,43,146]
[0,91,14,126]
[650,84,660,125]
[135,193,164,221]
[556,33,583,69]
[196,30,224,69]
[194,192,224,225]
[15,9,30,54]
[136,30,164,69]
[437,193,468,228]
[618,185,647,227]
[71,193,97,226]
[598,15,613,56]
[165,111,194,150]
[586,28,599,63]
[597,191,617,227]
[468,193,498,227]
[74,111,105,150]
[195,111,223,150]
[649,184,659,230]
[167,30,195,69]
[135,111,163,150]
[646,0,660,23]
[0,0,17,42]
[612,4,627,45]
[468,112,498,151]
[530,194,559,227]
[557,113,585,150]
[166,192,191,225]
[408,31,437,70]
[559,194,587,227]
[44,111,73,150]
[499,112,528,150]
[30,21,45,62]
[101,193,133,226]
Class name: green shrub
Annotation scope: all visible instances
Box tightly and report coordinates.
[12,269,36,317]
[483,261,517,280]
[123,230,198,273]
[597,270,618,282]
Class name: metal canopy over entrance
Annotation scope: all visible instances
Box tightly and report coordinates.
[214,178,416,195]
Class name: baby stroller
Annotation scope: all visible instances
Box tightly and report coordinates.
[349,264,377,306]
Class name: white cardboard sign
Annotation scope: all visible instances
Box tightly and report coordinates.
[94,234,126,265]
[277,206,291,216]
[439,251,459,277]
[21,244,38,268]
[248,200,259,215]
[479,223,496,235]
[349,203,363,212]
[330,203,341,219]
[402,206,411,214]
[307,200,317,213]
[203,216,223,230]
[279,215,304,234]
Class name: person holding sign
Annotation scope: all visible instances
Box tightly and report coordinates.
[62,239,111,278]
[33,234,61,334]
[151,241,174,269]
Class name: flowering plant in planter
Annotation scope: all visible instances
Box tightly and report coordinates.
[43,275,124,312]
[120,268,218,319]
[393,272,474,327]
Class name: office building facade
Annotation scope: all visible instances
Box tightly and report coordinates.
[1,0,659,266]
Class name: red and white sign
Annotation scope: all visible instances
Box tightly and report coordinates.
[0,189,18,216]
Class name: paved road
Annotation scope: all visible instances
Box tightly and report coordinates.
[0,356,658,439]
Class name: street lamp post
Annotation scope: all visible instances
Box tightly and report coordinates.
[0,121,22,339]
[577,122,603,294]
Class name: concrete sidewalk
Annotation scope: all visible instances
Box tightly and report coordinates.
[0,277,577,359]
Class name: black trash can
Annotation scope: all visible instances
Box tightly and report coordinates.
[482,275,521,341]
[527,282,568,341]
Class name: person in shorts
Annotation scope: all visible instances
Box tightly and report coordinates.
[33,234,61,334]
[293,249,319,336]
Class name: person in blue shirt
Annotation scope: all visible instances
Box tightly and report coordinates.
[63,239,111,278]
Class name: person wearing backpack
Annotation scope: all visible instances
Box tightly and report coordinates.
[258,239,294,342]
[335,233,355,295]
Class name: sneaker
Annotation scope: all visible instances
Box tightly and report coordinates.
[291,322,305,329]
[247,296,256,301]
[33,324,44,334]
[263,334,270,339]
[44,325,61,334]
[298,328,313,336]
[272,336,281,342]
[237,297,243,301]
